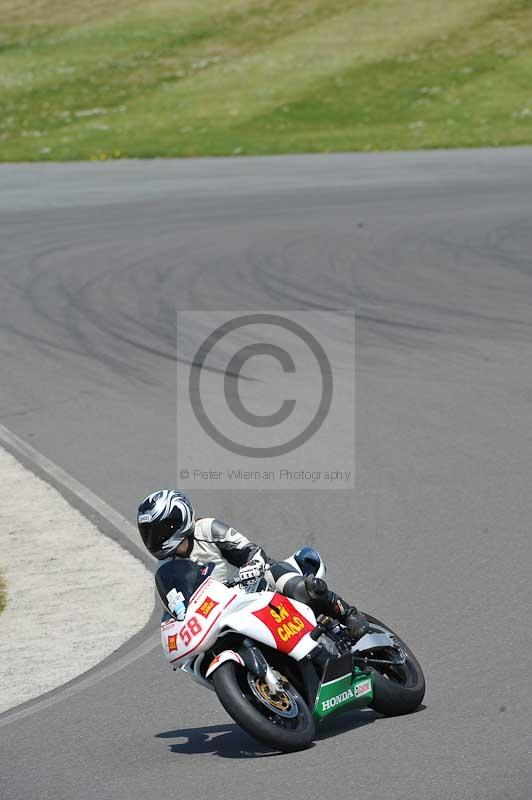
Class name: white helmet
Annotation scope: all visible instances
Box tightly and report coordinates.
[137,490,195,560]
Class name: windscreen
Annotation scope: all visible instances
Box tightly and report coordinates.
[155,559,214,614]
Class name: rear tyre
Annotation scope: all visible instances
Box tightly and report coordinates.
[364,614,425,717]
[212,661,316,752]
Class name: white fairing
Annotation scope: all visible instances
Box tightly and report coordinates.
[160,575,318,667]
[204,650,244,679]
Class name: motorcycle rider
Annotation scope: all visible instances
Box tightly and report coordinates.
[137,489,368,640]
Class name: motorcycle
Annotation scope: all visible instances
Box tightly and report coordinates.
[157,548,425,752]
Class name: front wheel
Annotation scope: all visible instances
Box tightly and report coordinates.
[212,661,316,752]
[362,614,425,717]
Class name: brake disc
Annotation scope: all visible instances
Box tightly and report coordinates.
[246,673,299,718]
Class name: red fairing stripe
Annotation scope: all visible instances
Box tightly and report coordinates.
[169,594,237,662]
[252,593,316,654]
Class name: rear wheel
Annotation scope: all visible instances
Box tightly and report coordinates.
[361,614,425,716]
[212,661,316,752]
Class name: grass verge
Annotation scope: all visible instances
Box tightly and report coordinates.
[0,574,6,615]
[1,0,532,161]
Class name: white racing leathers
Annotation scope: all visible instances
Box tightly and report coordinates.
[157,517,308,661]
[179,517,271,583]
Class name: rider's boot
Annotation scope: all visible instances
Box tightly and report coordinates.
[304,576,369,641]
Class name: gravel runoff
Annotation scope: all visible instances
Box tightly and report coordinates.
[0,446,154,713]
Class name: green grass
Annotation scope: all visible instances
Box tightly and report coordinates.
[0,574,6,615]
[1,0,532,161]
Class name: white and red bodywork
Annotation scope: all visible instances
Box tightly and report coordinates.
[160,575,318,685]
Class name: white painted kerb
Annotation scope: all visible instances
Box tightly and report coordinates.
[0,445,153,713]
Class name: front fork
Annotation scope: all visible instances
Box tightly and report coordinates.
[239,640,374,720]
[238,639,284,695]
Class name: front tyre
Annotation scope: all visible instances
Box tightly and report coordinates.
[212,661,316,752]
[364,614,425,716]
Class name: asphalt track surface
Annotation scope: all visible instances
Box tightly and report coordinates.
[1,149,531,800]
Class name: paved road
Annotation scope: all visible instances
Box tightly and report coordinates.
[1,150,531,800]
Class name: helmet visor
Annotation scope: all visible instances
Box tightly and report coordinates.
[139,518,187,559]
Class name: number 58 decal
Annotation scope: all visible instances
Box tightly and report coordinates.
[179,615,202,646]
